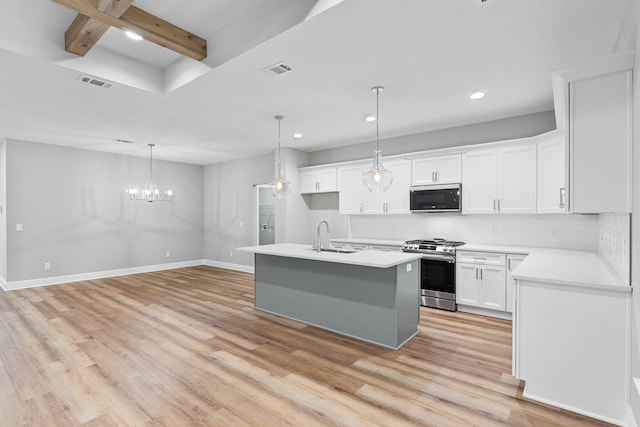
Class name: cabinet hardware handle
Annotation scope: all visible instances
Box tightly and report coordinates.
[497,199,500,212]
[475,268,478,280]
[436,171,439,182]
[480,268,483,280]
[360,203,364,213]
[559,188,566,209]
[508,258,511,270]
[431,171,435,182]
[493,199,497,212]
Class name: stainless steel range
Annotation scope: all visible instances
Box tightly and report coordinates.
[402,238,465,311]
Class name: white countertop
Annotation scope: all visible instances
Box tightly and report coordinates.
[457,243,531,254]
[511,249,630,293]
[237,243,421,268]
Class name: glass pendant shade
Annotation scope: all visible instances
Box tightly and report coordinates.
[363,149,393,192]
[363,86,393,192]
[270,115,292,198]
[125,144,173,203]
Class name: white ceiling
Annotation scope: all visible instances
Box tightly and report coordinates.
[0,0,633,165]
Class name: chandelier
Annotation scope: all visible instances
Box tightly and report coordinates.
[126,143,173,202]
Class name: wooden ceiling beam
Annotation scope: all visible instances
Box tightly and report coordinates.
[65,0,136,57]
[53,0,207,61]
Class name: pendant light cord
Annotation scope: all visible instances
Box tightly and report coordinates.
[376,88,380,152]
[148,144,154,180]
[275,115,284,174]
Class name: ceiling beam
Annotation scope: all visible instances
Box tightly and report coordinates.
[65,0,136,57]
[53,0,207,61]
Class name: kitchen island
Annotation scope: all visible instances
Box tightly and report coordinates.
[237,243,422,349]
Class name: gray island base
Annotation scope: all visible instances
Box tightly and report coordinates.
[247,246,420,350]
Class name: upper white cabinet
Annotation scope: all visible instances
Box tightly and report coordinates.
[363,159,411,214]
[537,137,567,214]
[569,69,632,213]
[462,144,536,214]
[338,164,364,214]
[299,167,338,194]
[412,154,461,185]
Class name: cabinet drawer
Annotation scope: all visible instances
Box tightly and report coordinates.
[456,251,506,266]
[369,244,402,252]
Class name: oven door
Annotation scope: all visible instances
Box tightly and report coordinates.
[420,254,455,300]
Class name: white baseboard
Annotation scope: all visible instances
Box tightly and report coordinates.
[523,389,626,426]
[3,260,205,291]
[203,259,254,274]
[457,304,513,320]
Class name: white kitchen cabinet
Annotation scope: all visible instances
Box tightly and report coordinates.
[412,154,461,185]
[497,144,537,214]
[338,165,364,214]
[537,137,567,214]
[462,144,536,214]
[456,251,507,312]
[506,254,526,313]
[363,159,411,214]
[461,150,497,214]
[300,167,337,194]
[569,69,631,213]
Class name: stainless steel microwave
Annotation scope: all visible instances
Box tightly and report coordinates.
[409,184,462,212]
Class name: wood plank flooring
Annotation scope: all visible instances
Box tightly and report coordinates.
[0,266,611,426]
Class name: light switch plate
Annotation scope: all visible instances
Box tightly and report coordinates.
[16,224,23,232]
[406,263,412,272]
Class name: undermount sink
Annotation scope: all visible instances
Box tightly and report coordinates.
[308,247,358,254]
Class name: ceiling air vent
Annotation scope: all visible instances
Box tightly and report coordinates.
[77,75,113,89]
[477,0,497,4]
[115,138,134,144]
[262,62,293,76]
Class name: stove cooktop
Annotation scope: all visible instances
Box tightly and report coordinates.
[401,238,465,253]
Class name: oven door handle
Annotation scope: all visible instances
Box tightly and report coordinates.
[419,253,455,263]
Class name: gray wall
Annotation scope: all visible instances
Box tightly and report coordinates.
[6,140,204,282]
[0,140,6,281]
[630,18,640,421]
[309,110,556,165]
[204,152,274,267]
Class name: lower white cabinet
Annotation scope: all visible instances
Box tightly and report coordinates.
[456,251,507,312]
[506,254,526,313]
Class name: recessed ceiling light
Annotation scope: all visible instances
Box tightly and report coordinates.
[364,114,376,122]
[293,133,303,139]
[124,30,143,41]
[470,90,487,100]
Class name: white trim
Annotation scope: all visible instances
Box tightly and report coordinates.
[3,260,205,291]
[0,275,7,291]
[629,405,638,427]
[203,259,254,274]
[457,304,512,320]
[522,390,626,427]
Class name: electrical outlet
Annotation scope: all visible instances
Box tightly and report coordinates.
[229,251,233,258]
[16,224,23,232]
[551,226,559,236]
[165,251,171,258]
[406,263,412,272]
[44,262,51,270]
[239,221,243,228]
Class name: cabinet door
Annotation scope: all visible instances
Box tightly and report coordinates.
[478,265,506,311]
[317,169,337,192]
[506,254,526,313]
[363,188,385,214]
[412,157,438,185]
[436,154,462,184]
[385,159,411,214]
[456,263,479,306]
[338,165,364,214]
[497,144,537,214]
[300,171,319,194]
[570,69,631,213]
[462,150,497,214]
[537,138,567,214]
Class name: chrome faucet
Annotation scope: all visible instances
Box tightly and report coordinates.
[316,220,330,252]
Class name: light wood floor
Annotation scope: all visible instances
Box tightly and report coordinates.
[0,266,610,426]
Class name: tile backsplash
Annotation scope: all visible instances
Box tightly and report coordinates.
[348,213,600,250]
[598,213,630,283]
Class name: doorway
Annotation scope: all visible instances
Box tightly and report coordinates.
[256,184,275,245]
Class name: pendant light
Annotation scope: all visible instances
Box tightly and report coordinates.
[126,143,173,202]
[270,115,292,198]
[363,86,393,192]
